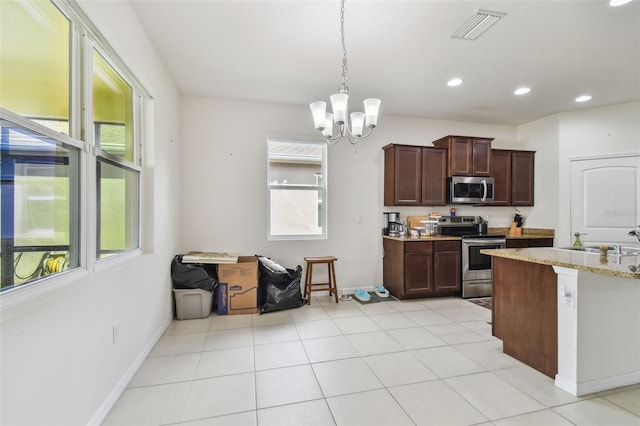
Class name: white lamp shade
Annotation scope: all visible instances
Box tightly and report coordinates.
[322,113,334,138]
[363,98,381,128]
[350,112,365,137]
[330,93,349,125]
[310,101,327,130]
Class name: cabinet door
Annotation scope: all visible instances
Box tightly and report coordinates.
[421,148,447,205]
[472,139,492,176]
[433,250,461,293]
[511,151,535,206]
[405,252,433,295]
[490,150,512,206]
[449,137,473,176]
[385,145,421,205]
[383,238,406,299]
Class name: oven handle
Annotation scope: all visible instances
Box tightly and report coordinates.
[463,238,506,245]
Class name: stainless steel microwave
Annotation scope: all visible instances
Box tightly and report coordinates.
[447,176,495,204]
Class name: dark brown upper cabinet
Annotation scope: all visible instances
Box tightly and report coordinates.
[432,135,493,177]
[383,144,446,206]
[490,149,535,206]
[421,147,447,205]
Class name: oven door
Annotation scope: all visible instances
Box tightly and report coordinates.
[462,238,506,281]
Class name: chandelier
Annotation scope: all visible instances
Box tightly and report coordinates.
[309,0,381,145]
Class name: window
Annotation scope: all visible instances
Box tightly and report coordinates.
[0,0,148,293]
[267,138,327,240]
[97,159,139,258]
[0,0,71,135]
[0,119,81,291]
[92,49,140,258]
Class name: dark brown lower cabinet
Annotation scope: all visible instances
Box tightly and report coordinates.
[383,238,461,299]
[492,256,557,378]
[433,241,461,293]
[506,238,554,248]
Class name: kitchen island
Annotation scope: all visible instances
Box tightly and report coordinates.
[482,247,640,396]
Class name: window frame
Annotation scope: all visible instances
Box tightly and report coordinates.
[266,136,328,241]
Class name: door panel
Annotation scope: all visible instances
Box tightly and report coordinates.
[570,155,640,244]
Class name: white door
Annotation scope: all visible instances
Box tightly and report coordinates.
[570,155,640,245]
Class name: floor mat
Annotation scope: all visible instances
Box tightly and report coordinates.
[467,297,492,310]
[353,291,397,305]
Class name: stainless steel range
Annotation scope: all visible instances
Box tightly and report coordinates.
[437,216,506,298]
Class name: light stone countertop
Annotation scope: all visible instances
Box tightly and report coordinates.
[382,235,461,242]
[481,247,640,280]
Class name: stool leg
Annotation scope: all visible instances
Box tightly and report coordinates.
[304,263,312,304]
[330,261,339,303]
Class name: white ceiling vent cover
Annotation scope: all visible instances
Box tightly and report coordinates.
[451,9,506,41]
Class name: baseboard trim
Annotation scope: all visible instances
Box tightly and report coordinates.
[556,370,640,396]
[88,314,173,425]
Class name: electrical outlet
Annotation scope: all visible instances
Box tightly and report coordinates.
[112,321,119,344]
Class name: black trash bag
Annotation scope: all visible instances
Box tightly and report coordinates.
[171,255,217,291]
[256,255,306,314]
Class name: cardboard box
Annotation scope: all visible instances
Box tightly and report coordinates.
[217,256,258,315]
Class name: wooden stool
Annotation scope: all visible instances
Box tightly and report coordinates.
[303,256,339,305]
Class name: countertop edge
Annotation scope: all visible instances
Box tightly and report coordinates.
[383,235,461,242]
[481,248,640,280]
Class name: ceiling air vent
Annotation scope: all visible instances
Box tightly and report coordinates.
[451,9,506,41]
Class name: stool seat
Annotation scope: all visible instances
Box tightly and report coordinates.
[303,256,339,305]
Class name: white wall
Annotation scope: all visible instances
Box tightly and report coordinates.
[0,2,182,425]
[518,102,640,247]
[179,97,519,291]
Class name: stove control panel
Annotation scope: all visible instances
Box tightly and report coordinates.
[438,216,480,225]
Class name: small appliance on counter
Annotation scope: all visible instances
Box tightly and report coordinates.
[383,212,400,235]
[476,216,488,234]
[387,221,404,237]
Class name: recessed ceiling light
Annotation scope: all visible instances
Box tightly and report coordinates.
[575,95,593,103]
[447,78,463,87]
[514,87,531,95]
[609,0,633,6]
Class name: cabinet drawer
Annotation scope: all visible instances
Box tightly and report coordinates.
[434,240,460,252]
[529,238,554,247]
[506,239,529,248]
[405,241,433,253]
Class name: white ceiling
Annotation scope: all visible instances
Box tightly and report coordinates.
[129,0,640,126]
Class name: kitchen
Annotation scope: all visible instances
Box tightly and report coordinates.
[2,1,639,425]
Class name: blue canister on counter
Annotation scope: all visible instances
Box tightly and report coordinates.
[450,208,456,217]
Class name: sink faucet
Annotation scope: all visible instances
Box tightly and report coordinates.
[629,225,640,243]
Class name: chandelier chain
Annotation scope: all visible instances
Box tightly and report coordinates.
[340,0,349,92]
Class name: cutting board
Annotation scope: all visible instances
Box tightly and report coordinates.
[407,216,430,230]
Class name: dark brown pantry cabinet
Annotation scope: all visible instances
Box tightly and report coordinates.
[432,135,493,177]
[383,238,461,299]
[490,149,535,206]
[383,144,446,206]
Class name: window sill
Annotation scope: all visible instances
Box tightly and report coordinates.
[0,249,143,323]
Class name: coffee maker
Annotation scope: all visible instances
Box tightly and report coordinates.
[383,212,400,235]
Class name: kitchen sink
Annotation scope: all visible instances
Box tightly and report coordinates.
[559,246,640,256]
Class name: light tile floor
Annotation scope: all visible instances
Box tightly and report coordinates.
[103,296,640,426]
